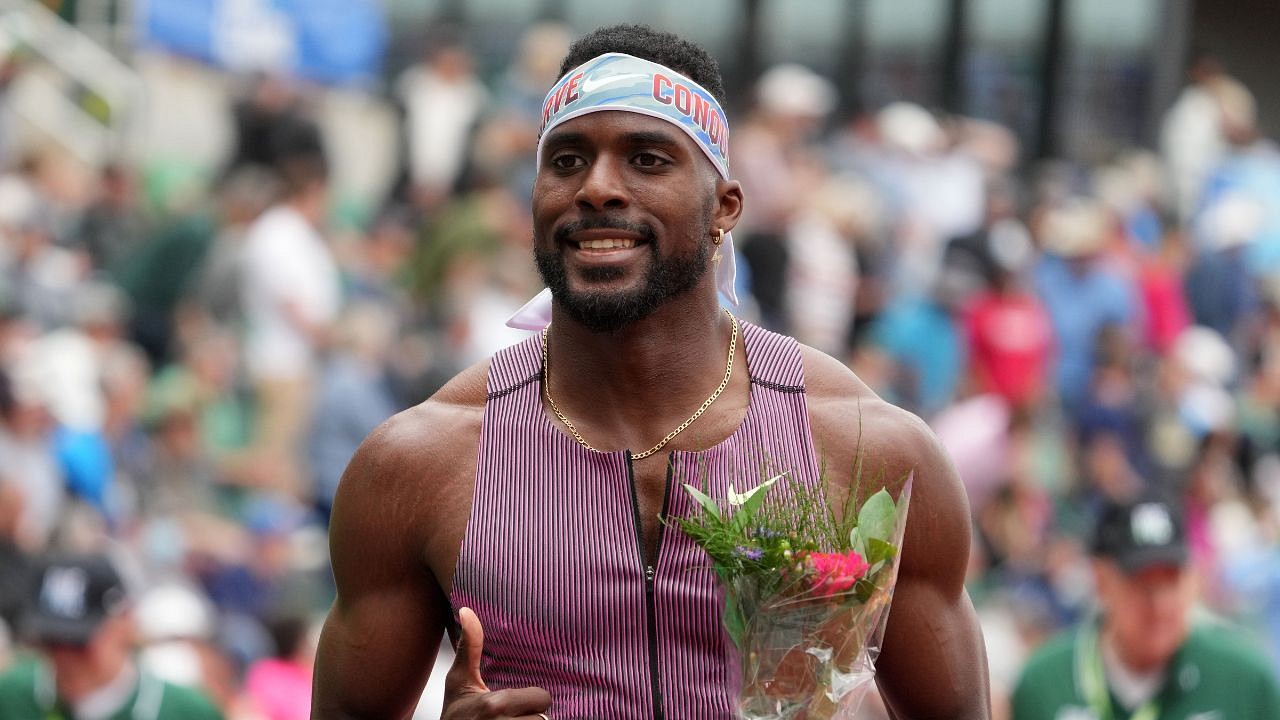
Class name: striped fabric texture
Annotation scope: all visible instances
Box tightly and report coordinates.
[451,321,822,719]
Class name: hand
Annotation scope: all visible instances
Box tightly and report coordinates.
[442,607,553,719]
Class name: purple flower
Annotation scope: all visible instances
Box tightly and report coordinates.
[735,545,765,562]
[754,526,781,540]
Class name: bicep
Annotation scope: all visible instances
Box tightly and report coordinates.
[801,354,992,717]
[312,431,449,720]
[871,415,990,718]
[874,575,989,719]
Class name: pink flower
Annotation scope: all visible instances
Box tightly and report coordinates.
[806,550,871,597]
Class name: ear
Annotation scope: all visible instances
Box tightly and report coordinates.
[713,179,744,233]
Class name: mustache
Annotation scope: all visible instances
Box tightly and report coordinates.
[554,215,657,244]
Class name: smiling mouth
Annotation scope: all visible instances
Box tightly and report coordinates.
[573,238,639,250]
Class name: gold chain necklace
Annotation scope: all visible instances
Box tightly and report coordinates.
[541,310,738,460]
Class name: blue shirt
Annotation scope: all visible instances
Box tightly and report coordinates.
[1033,256,1136,406]
[871,297,964,417]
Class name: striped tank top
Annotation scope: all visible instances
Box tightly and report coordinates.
[450,321,822,719]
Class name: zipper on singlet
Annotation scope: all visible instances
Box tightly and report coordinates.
[626,452,670,720]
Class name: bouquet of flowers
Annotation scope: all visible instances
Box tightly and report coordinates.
[673,468,912,720]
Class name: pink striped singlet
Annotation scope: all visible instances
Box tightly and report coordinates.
[450,321,823,719]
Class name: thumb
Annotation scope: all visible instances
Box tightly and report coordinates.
[449,607,488,693]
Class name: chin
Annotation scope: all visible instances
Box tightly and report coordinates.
[558,288,661,332]
[535,241,710,332]
[1133,638,1182,670]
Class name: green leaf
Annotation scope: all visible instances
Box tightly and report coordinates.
[864,537,897,565]
[848,526,865,558]
[683,484,722,523]
[857,489,897,544]
[727,473,782,507]
[854,576,878,603]
[723,595,747,648]
[736,473,783,521]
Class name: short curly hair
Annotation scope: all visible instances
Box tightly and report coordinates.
[558,24,726,106]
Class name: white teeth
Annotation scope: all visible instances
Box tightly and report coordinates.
[580,238,636,250]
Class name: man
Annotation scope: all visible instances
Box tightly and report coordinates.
[314,25,989,719]
[1012,494,1280,719]
[240,153,341,499]
[1032,198,1136,419]
[0,552,223,718]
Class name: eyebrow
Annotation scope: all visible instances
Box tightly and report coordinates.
[622,130,682,148]
[541,128,685,152]
[542,131,587,150]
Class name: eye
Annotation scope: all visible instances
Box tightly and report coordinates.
[550,153,585,170]
[632,152,670,168]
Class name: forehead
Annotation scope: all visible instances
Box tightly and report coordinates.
[1111,562,1189,591]
[542,110,705,157]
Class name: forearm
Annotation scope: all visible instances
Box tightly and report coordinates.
[875,586,992,719]
[312,605,440,720]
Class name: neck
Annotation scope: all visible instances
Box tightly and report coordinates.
[544,290,741,448]
[287,194,322,227]
[53,654,131,706]
[1101,626,1168,677]
[549,287,727,377]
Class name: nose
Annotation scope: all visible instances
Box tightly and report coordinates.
[575,155,629,212]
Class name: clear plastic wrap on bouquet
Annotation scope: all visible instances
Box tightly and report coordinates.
[721,478,913,720]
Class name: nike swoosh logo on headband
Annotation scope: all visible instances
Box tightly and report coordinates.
[580,73,649,94]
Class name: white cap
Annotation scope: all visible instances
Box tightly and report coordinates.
[1198,192,1264,251]
[136,582,216,641]
[877,102,945,157]
[1174,325,1236,387]
[756,63,836,118]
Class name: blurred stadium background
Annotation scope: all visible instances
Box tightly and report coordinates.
[0,0,1279,718]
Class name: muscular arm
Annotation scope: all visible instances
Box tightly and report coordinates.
[803,348,991,719]
[312,367,487,720]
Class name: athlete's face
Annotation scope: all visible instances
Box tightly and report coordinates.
[1096,561,1196,672]
[531,111,741,332]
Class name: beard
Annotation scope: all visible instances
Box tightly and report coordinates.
[534,214,712,333]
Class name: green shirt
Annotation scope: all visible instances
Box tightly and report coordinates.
[1012,620,1280,720]
[0,658,223,720]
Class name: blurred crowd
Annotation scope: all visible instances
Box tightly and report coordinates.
[0,19,1279,719]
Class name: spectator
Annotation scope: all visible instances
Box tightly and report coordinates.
[961,189,1052,410]
[1185,192,1264,345]
[240,154,340,499]
[0,363,64,551]
[1033,199,1138,419]
[869,243,981,418]
[394,39,488,211]
[306,302,398,520]
[733,63,836,332]
[223,73,326,181]
[0,552,223,718]
[1012,493,1280,719]
[1161,52,1233,221]
[75,163,149,275]
[242,612,317,720]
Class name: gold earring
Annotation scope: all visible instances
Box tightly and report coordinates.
[713,228,725,246]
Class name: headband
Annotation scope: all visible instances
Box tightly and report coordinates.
[506,52,739,331]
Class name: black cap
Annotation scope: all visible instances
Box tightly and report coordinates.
[22,554,129,646]
[1091,494,1188,574]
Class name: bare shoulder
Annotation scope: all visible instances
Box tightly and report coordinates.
[330,359,490,551]
[346,360,488,488]
[799,346,949,483]
[798,345,971,585]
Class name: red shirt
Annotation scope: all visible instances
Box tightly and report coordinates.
[1139,260,1191,355]
[964,290,1053,407]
